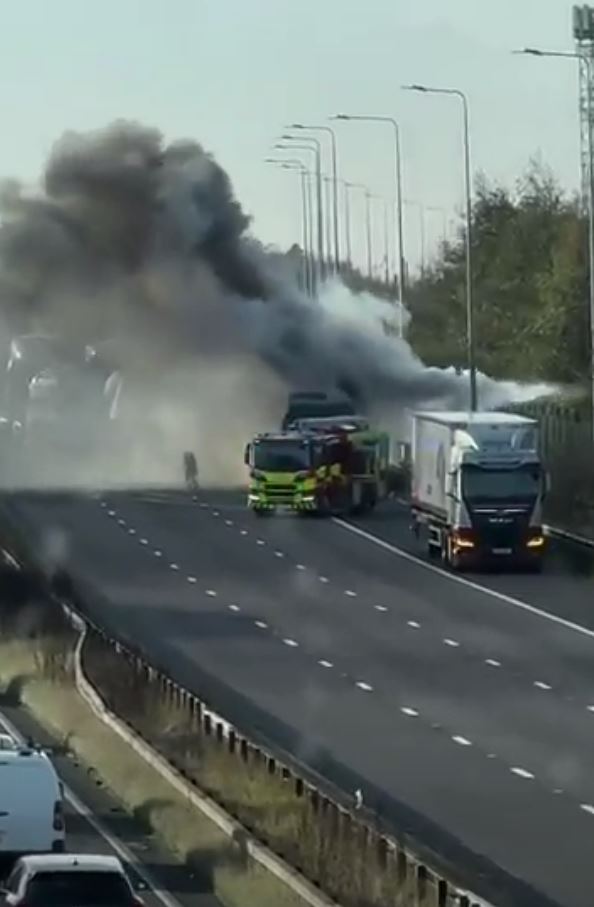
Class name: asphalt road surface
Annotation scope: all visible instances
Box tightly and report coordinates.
[0,701,220,907]
[8,488,594,907]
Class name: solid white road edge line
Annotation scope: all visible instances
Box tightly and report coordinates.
[333,518,594,642]
[0,711,181,907]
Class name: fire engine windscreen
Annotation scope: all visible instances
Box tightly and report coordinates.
[252,440,313,473]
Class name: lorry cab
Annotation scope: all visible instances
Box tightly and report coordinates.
[411,411,547,571]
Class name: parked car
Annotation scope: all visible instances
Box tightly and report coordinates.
[0,854,145,906]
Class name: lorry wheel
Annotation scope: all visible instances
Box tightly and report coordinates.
[444,535,463,571]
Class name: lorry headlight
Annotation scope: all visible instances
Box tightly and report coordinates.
[453,530,475,549]
[526,535,545,549]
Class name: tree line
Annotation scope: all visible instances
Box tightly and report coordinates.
[345,161,590,387]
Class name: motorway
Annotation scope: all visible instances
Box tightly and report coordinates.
[8,488,594,907]
[0,703,218,907]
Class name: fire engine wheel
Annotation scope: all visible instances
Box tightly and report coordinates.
[253,507,271,517]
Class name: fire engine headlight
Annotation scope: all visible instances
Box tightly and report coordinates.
[301,495,315,503]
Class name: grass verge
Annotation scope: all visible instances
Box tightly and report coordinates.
[0,637,310,907]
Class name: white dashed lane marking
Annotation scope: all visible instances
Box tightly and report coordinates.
[485,659,501,668]
[255,620,268,629]
[510,767,535,780]
[228,605,241,612]
[187,576,197,584]
[107,510,115,517]
[170,563,179,571]
[257,540,265,546]
[534,681,552,691]
[240,530,248,536]
[319,576,329,583]
[407,620,421,629]
[374,605,388,613]
[345,590,357,598]
[128,528,136,536]
[318,660,333,668]
[205,589,217,597]
[443,638,460,648]
[283,638,299,648]
[140,538,148,546]
[225,519,234,526]
[581,803,594,816]
[452,735,472,746]
[296,564,306,571]
[275,551,285,558]
[154,550,163,558]
[118,519,126,526]
[333,517,594,641]
[356,681,373,692]
[401,707,419,717]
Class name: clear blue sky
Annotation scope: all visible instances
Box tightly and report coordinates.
[0,0,583,272]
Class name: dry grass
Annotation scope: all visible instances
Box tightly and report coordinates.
[0,639,309,907]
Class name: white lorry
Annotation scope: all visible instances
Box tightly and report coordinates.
[410,411,547,571]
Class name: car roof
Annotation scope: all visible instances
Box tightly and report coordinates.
[17,854,124,874]
[0,747,50,762]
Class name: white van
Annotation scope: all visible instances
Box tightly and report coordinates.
[0,747,65,856]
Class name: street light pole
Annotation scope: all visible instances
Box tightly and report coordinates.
[323,176,333,273]
[516,47,594,438]
[276,139,324,287]
[289,124,340,272]
[332,114,406,336]
[343,181,355,268]
[402,85,477,411]
[281,134,325,280]
[404,200,427,274]
[365,189,373,278]
[265,157,313,295]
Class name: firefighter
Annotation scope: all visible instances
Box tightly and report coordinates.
[183,451,199,491]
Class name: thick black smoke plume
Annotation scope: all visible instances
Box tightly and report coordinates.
[0,118,550,457]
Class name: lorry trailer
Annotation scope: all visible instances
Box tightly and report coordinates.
[410,411,547,570]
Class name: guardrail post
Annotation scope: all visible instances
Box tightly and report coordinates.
[295,777,304,798]
[437,878,448,906]
[204,713,212,736]
[416,864,428,902]
[228,729,236,754]
[192,697,202,728]
[215,721,224,743]
[267,755,276,775]
[376,835,388,869]
[397,847,408,884]
[240,738,248,761]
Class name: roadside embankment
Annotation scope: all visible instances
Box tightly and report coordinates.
[0,499,487,907]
